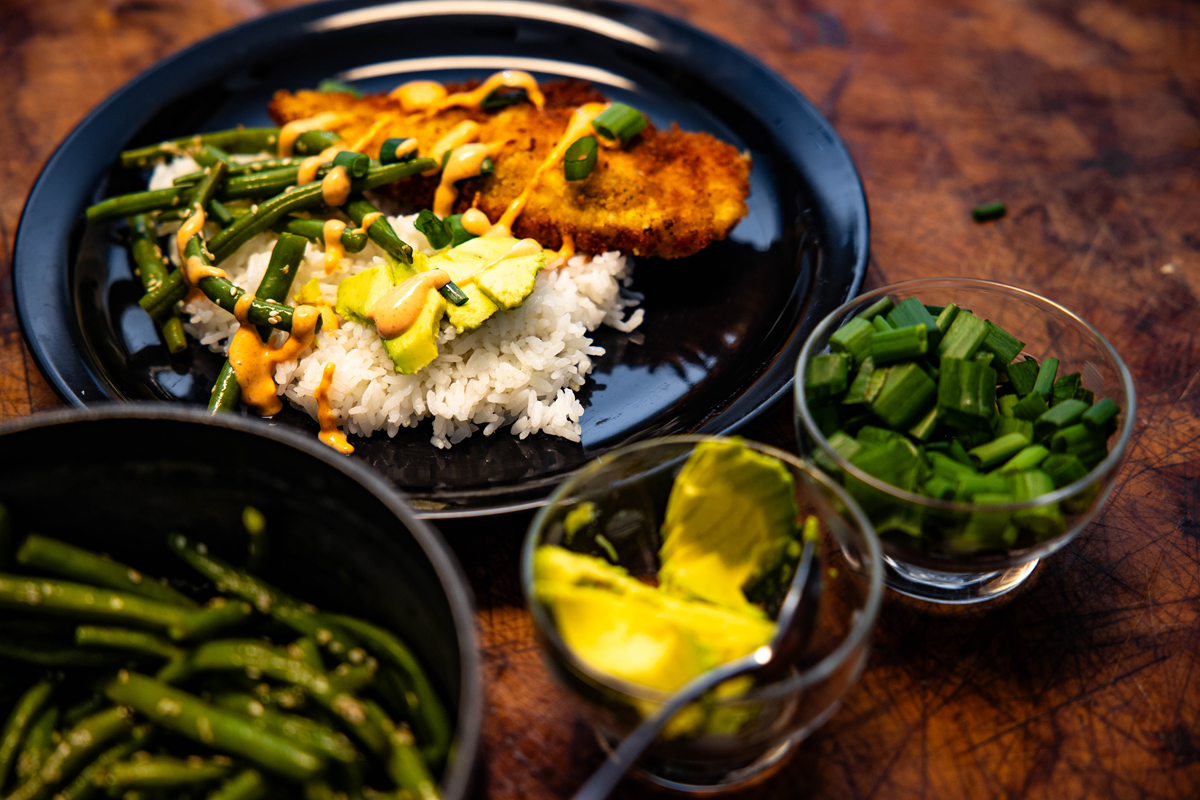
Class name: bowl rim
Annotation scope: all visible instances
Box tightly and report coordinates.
[0,404,484,799]
[520,434,884,706]
[793,277,1138,515]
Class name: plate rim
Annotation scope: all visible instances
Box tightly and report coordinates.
[14,0,869,519]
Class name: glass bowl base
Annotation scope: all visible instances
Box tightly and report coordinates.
[884,557,1039,604]
[594,731,797,795]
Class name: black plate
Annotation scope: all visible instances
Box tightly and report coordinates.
[14,0,868,517]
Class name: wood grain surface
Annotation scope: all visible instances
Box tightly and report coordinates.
[2,0,1198,798]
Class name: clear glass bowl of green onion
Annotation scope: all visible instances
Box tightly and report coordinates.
[521,436,883,793]
[793,279,1136,604]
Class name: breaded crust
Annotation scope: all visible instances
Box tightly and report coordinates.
[267,81,751,259]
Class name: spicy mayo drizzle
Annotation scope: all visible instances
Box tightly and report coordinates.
[433,143,500,217]
[424,121,480,176]
[322,219,347,274]
[227,305,321,416]
[389,80,448,112]
[175,205,207,262]
[367,270,451,338]
[315,363,354,453]
[426,71,545,114]
[321,166,352,206]
[459,208,492,236]
[278,112,345,157]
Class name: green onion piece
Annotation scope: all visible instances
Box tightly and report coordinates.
[480,87,529,110]
[332,151,369,179]
[937,357,997,432]
[954,493,1018,551]
[1076,387,1095,405]
[830,317,875,364]
[870,363,936,428]
[983,320,1025,369]
[957,429,993,450]
[810,401,842,437]
[886,297,940,350]
[998,394,1020,418]
[806,354,850,400]
[1082,397,1119,431]
[857,425,901,445]
[813,431,861,475]
[1012,392,1049,421]
[955,472,1010,501]
[868,324,928,364]
[863,367,888,405]
[870,315,893,334]
[414,209,452,250]
[842,356,876,405]
[856,297,894,321]
[972,201,1006,221]
[974,348,996,365]
[930,452,976,481]
[948,438,973,466]
[1050,423,1096,453]
[908,406,939,441]
[937,311,989,362]
[1034,398,1089,442]
[850,438,924,492]
[591,103,648,145]
[563,136,598,181]
[969,431,1031,470]
[1042,453,1088,488]
[1012,470,1065,538]
[445,214,478,247]
[1033,357,1059,398]
[998,444,1050,474]
[1007,358,1040,397]
[923,475,958,500]
[935,303,959,336]
[996,417,1034,440]
[316,78,363,97]
[1052,372,1082,405]
[379,138,418,165]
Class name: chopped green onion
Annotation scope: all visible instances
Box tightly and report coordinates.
[1033,357,1059,398]
[937,358,997,432]
[955,493,1017,550]
[998,444,1050,474]
[332,151,369,179]
[414,209,452,250]
[969,432,1031,470]
[1076,388,1095,405]
[871,363,936,429]
[1052,372,1082,405]
[983,320,1024,369]
[1012,392,1049,421]
[996,417,1034,440]
[806,354,850,400]
[445,214,478,247]
[863,367,888,405]
[563,136,598,181]
[998,394,1020,417]
[842,356,876,405]
[1050,423,1096,453]
[379,138,418,165]
[591,103,648,145]
[1042,453,1088,488]
[937,311,989,362]
[930,452,977,480]
[923,475,958,500]
[1082,397,1119,431]
[935,303,960,336]
[856,297,894,321]
[1034,398,1089,442]
[1012,470,1064,537]
[813,431,862,475]
[908,406,939,441]
[955,473,1010,501]
[829,317,874,362]
[480,87,529,110]
[886,298,940,350]
[869,324,928,364]
[948,438,973,466]
[871,315,893,333]
[1007,358,1039,397]
[974,348,996,365]
[316,78,363,97]
[972,201,1006,221]
[857,425,901,445]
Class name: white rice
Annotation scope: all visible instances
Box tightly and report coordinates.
[153,160,643,448]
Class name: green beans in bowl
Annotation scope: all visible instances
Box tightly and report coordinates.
[0,407,481,800]
[794,279,1135,604]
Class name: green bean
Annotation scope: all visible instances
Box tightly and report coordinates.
[0,678,56,790]
[272,217,368,254]
[7,706,134,800]
[205,769,269,800]
[294,130,341,156]
[207,362,241,415]
[169,597,254,642]
[384,725,439,800]
[220,166,320,200]
[103,671,325,782]
[174,158,308,185]
[61,695,108,730]
[100,755,233,789]
[182,159,229,216]
[16,534,198,608]
[194,144,231,167]
[321,614,450,767]
[0,640,123,669]
[86,188,187,226]
[128,215,187,354]
[120,128,281,169]
[56,725,153,800]
[209,693,358,764]
[14,706,57,784]
[74,626,183,662]
[0,574,191,631]
[344,197,411,264]
[288,638,325,672]
[209,199,236,226]
[253,232,308,340]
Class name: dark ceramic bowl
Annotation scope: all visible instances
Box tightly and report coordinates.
[0,405,482,799]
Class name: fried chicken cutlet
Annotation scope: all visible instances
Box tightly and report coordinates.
[268,80,751,259]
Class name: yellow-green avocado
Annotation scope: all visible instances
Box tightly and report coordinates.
[334,236,544,373]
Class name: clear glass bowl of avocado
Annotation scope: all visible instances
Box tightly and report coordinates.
[521,436,883,793]
[794,278,1136,604]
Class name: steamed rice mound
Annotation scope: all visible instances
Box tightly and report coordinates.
[156,156,644,448]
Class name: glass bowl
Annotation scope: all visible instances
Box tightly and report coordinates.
[794,278,1136,604]
[521,436,883,794]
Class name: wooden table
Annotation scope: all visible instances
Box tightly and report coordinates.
[2,0,1198,797]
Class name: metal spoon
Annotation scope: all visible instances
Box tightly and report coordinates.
[571,535,821,800]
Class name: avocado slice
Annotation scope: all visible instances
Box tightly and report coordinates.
[426,237,545,330]
[657,439,799,616]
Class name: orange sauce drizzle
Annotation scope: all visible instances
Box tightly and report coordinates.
[424,121,480,176]
[550,231,575,267]
[487,103,608,237]
[278,112,345,157]
[433,143,500,217]
[321,165,352,206]
[297,145,341,186]
[227,305,321,416]
[460,208,492,236]
[315,363,354,454]
[389,80,448,112]
[427,71,545,114]
[233,293,255,323]
[323,219,347,274]
[367,269,451,338]
[183,255,226,288]
[353,211,384,235]
[175,205,207,262]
